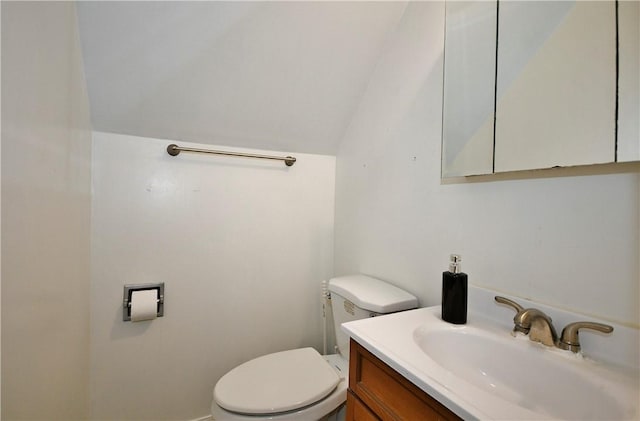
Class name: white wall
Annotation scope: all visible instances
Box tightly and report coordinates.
[1,2,92,419]
[335,2,640,327]
[90,132,335,419]
[76,2,407,155]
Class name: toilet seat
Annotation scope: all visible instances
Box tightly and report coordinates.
[214,347,340,415]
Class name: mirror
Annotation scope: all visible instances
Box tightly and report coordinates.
[494,1,615,172]
[442,0,638,178]
[618,0,640,162]
[442,1,496,178]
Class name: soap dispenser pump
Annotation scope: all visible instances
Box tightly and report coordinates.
[442,254,467,324]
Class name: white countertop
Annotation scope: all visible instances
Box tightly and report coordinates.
[341,287,640,420]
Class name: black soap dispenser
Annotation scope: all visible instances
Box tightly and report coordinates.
[442,254,467,324]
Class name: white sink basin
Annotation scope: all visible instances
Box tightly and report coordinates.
[342,303,640,420]
[414,323,631,420]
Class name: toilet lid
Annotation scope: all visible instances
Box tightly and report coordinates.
[214,347,340,415]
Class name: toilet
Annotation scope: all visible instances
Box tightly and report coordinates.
[210,274,418,420]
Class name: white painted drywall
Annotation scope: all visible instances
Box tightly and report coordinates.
[1,2,92,418]
[90,132,335,419]
[335,2,640,327]
[76,2,408,155]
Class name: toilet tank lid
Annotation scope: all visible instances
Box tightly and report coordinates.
[328,275,418,313]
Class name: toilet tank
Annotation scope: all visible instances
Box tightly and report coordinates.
[328,275,418,358]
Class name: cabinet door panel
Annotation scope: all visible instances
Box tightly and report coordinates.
[442,1,497,177]
[495,1,616,172]
[618,0,640,162]
[346,390,380,421]
[348,339,461,421]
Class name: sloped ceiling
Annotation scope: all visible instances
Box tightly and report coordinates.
[76,1,408,155]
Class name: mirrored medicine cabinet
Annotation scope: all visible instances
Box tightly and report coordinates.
[442,0,639,178]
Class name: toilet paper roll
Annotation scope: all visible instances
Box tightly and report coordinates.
[130,290,158,322]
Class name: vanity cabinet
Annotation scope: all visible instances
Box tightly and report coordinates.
[347,339,461,421]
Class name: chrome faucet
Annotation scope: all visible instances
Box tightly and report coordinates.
[495,296,558,347]
[494,296,613,353]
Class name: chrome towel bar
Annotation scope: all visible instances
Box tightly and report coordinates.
[167,144,296,166]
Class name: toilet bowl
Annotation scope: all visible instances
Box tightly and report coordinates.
[210,275,418,420]
[211,350,348,420]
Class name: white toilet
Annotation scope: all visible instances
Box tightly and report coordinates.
[210,274,418,420]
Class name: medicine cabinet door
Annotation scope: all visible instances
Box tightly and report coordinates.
[493,1,616,172]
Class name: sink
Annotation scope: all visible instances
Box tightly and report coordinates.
[413,325,629,420]
[342,296,640,420]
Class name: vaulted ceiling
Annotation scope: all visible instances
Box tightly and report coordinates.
[76,1,408,155]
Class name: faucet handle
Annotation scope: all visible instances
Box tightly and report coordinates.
[494,296,529,333]
[494,296,525,313]
[558,321,614,353]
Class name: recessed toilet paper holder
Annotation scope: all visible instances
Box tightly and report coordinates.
[123,283,164,321]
